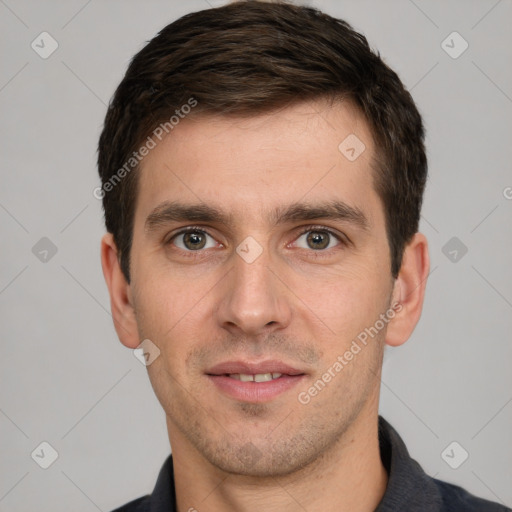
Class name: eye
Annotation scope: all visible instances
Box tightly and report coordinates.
[294,228,341,251]
[170,229,218,251]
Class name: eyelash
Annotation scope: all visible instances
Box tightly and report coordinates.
[166,225,347,254]
[165,226,216,256]
[295,224,345,243]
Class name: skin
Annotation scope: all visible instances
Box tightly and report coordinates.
[101,99,429,512]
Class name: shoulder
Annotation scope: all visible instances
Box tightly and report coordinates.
[110,495,150,512]
[108,454,175,512]
[433,479,511,512]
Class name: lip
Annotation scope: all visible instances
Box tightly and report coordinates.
[206,360,306,403]
[206,360,305,376]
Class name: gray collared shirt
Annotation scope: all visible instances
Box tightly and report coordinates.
[112,416,510,511]
[375,417,509,511]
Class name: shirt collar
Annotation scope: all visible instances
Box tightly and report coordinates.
[148,454,176,512]
[375,416,442,511]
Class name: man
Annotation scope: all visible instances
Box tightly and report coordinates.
[97,1,509,510]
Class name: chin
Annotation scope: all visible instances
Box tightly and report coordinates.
[200,432,331,479]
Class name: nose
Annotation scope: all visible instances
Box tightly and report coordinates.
[215,246,292,337]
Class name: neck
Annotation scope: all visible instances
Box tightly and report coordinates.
[169,403,387,512]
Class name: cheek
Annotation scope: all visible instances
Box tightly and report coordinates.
[292,262,391,339]
[133,268,216,372]
[133,256,208,333]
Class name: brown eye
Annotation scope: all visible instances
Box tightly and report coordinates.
[183,232,206,250]
[306,231,330,250]
[171,230,216,251]
[294,229,341,251]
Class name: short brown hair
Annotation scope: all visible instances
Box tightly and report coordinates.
[97,0,427,281]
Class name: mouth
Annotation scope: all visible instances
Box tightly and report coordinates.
[206,360,307,402]
[226,372,285,382]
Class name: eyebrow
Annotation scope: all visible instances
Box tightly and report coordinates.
[270,201,369,231]
[145,201,233,233]
[144,200,370,234]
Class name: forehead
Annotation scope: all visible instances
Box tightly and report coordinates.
[134,99,381,228]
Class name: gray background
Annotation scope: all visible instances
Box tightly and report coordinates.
[1,0,511,510]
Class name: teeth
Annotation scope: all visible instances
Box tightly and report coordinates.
[254,373,273,382]
[228,373,283,382]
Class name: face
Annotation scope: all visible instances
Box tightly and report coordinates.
[128,100,396,477]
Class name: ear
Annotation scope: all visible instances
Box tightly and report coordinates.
[385,232,430,347]
[100,233,140,349]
